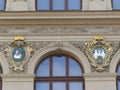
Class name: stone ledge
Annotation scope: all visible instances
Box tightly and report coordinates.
[1,74,35,82]
[83,73,117,81]
[0,11,120,19]
[0,11,120,25]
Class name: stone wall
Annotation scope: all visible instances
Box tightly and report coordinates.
[0,25,119,90]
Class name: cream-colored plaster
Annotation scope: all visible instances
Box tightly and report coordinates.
[106,0,112,10]
[6,0,35,11]
[11,1,28,11]
[0,52,9,74]
[84,73,117,90]
[82,0,89,10]
[89,0,106,10]
[5,0,13,11]
[27,0,36,11]
[1,74,34,90]
[82,0,112,11]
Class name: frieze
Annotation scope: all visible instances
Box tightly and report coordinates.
[0,25,120,35]
[0,40,119,73]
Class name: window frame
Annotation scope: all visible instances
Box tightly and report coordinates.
[34,54,85,90]
[35,0,82,11]
[0,65,2,90]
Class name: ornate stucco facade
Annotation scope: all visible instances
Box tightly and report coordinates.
[0,1,120,90]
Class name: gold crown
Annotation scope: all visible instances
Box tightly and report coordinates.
[94,35,104,40]
[14,36,25,41]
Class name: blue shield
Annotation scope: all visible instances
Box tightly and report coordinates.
[12,47,25,62]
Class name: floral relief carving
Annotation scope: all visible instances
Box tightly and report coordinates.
[0,25,120,35]
[0,40,119,73]
[109,42,120,60]
[27,41,52,52]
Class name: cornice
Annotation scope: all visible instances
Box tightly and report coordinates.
[0,11,120,25]
[0,11,120,19]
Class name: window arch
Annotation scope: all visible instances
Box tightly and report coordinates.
[35,54,84,90]
[112,0,120,10]
[36,0,82,11]
[0,0,6,11]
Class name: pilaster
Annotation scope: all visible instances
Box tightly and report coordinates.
[84,73,117,90]
[1,74,35,90]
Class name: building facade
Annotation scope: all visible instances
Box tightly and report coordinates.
[0,0,120,90]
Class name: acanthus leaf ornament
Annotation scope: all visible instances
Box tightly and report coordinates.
[4,36,34,73]
[85,35,113,72]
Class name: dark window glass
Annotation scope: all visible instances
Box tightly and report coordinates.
[37,0,50,10]
[118,81,120,90]
[36,58,50,76]
[53,56,66,76]
[36,82,49,90]
[117,65,120,76]
[36,0,82,10]
[68,0,80,10]
[117,63,120,90]
[70,82,83,90]
[0,0,5,11]
[53,0,65,10]
[69,58,82,76]
[53,82,66,90]
[35,55,84,90]
[113,0,120,10]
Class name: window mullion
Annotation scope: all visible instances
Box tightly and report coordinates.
[50,0,52,10]
[66,56,69,76]
[80,0,81,10]
[66,82,69,90]
[50,56,53,77]
[65,0,68,10]
[50,82,52,90]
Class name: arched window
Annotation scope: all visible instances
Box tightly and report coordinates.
[36,0,82,11]
[112,0,120,10]
[35,55,84,90]
[0,0,6,11]
[116,62,120,90]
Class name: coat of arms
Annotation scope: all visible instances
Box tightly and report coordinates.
[85,35,112,72]
[4,36,34,73]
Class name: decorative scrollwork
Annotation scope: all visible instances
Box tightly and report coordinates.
[85,35,113,72]
[4,36,34,73]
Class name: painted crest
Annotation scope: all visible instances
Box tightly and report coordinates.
[4,36,34,73]
[85,35,112,72]
[12,47,25,62]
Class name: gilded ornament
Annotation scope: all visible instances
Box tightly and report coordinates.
[3,36,34,73]
[85,35,113,72]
